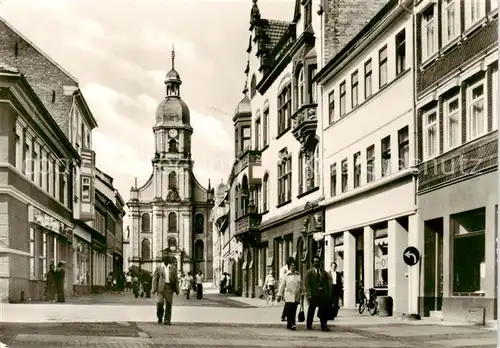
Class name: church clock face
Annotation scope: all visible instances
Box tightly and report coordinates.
[169,129,178,138]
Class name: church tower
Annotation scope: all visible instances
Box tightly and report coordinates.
[127,48,214,279]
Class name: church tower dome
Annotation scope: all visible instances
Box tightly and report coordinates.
[155,47,190,126]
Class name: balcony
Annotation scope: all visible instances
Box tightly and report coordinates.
[235,150,262,177]
[234,204,262,247]
[291,103,318,150]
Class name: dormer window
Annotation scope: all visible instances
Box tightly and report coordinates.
[304,0,312,29]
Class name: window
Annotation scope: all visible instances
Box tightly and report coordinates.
[395,30,406,76]
[493,67,498,130]
[351,71,359,108]
[234,129,238,156]
[22,135,28,175]
[52,159,56,198]
[365,60,372,98]
[39,151,43,187]
[398,126,410,169]
[353,152,361,188]
[141,213,150,233]
[314,145,320,188]
[141,239,151,259]
[195,214,204,234]
[465,0,485,29]
[379,46,388,88]
[263,108,269,146]
[304,0,312,28]
[195,240,204,260]
[95,211,105,234]
[423,109,439,159]
[374,224,389,288]
[278,85,291,133]
[297,67,305,108]
[467,80,486,140]
[381,136,391,177]
[15,133,21,170]
[328,90,335,123]
[168,139,178,153]
[330,163,337,196]
[422,6,437,60]
[241,126,251,152]
[168,212,177,232]
[263,173,269,211]
[59,167,66,204]
[255,118,261,150]
[33,149,39,185]
[29,227,35,278]
[366,145,375,183]
[81,176,91,202]
[255,184,262,213]
[168,237,177,249]
[298,151,304,194]
[443,0,459,44]
[339,81,346,116]
[341,159,348,193]
[452,208,485,295]
[168,171,178,191]
[309,65,317,103]
[444,96,461,149]
[277,153,292,204]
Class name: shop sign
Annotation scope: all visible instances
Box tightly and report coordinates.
[374,255,388,270]
[29,205,73,241]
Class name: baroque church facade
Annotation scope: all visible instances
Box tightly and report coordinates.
[127,50,214,279]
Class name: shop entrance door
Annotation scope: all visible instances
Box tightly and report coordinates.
[424,218,443,314]
[353,229,364,304]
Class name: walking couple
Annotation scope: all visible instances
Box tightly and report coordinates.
[277,256,342,331]
[45,261,66,303]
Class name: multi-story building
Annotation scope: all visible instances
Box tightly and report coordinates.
[0,17,99,301]
[209,181,230,288]
[414,0,498,322]
[315,0,417,314]
[95,168,125,287]
[0,64,78,302]
[127,50,214,279]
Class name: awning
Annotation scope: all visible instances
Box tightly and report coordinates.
[0,247,30,257]
[374,237,388,247]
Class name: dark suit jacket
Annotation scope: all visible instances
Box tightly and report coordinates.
[152,264,179,294]
[331,271,343,297]
[305,268,332,299]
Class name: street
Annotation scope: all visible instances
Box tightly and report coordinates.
[0,292,496,348]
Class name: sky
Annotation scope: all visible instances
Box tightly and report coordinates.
[0,0,294,224]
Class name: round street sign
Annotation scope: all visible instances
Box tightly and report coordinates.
[403,246,420,266]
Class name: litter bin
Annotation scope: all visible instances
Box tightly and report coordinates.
[378,296,393,317]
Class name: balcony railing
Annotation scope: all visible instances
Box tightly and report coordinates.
[291,103,318,150]
[234,203,262,246]
[235,150,262,176]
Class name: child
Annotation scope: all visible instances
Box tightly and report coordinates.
[277,261,304,331]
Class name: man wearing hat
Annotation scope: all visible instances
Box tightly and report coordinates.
[152,256,179,325]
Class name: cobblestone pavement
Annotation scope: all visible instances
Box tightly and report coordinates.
[0,322,495,348]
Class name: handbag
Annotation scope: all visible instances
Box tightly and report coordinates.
[298,299,305,323]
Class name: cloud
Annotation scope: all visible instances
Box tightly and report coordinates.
[78,18,104,37]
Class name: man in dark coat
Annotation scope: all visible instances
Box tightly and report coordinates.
[305,256,332,331]
[330,261,343,320]
[55,261,66,303]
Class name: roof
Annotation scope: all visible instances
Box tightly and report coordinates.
[260,19,292,53]
[0,16,79,83]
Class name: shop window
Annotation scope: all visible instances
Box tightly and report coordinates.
[373,225,388,288]
[452,208,485,295]
[334,234,344,274]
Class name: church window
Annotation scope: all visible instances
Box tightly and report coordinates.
[195,213,204,234]
[168,237,177,249]
[194,239,204,260]
[141,213,150,233]
[168,139,178,153]
[168,212,177,232]
[141,239,151,259]
[168,171,178,191]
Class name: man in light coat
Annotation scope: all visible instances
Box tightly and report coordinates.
[152,256,180,325]
[277,260,304,330]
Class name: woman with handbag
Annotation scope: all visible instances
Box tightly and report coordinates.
[277,261,304,331]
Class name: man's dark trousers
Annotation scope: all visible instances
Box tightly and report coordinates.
[156,284,174,323]
[306,296,328,329]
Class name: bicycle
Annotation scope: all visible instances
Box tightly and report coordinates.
[358,287,378,316]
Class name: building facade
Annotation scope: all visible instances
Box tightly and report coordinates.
[209,181,230,288]
[414,0,498,322]
[315,0,418,314]
[127,51,214,279]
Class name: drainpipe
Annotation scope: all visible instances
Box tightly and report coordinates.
[496,0,500,338]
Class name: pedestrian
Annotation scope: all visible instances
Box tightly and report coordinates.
[220,273,227,294]
[305,256,332,331]
[277,260,304,331]
[329,262,343,320]
[183,272,193,299]
[152,256,179,325]
[226,273,232,294]
[126,273,132,292]
[195,270,204,299]
[55,261,66,303]
[279,257,295,321]
[45,263,57,303]
[132,275,140,298]
[263,269,276,305]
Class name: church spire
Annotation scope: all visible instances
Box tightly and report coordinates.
[165,43,181,97]
[171,43,175,70]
